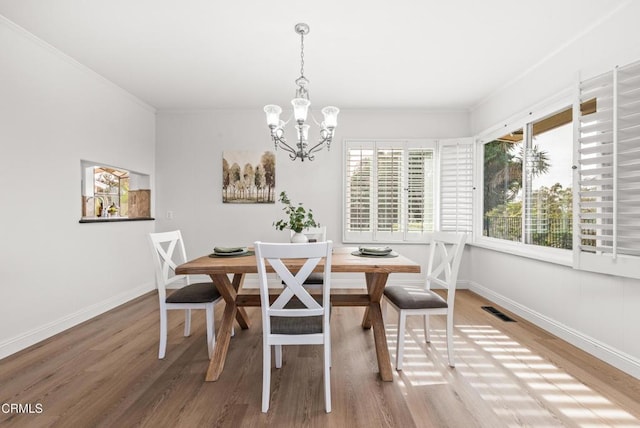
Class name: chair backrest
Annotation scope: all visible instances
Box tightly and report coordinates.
[254,241,333,334]
[290,226,327,242]
[425,232,467,306]
[149,230,191,301]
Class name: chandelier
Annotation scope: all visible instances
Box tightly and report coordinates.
[263,23,339,162]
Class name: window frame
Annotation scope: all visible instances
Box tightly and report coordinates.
[342,139,438,244]
[474,92,575,266]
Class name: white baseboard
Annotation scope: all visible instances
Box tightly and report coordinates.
[465,280,640,380]
[0,281,155,361]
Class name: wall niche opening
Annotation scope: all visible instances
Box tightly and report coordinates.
[80,160,152,223]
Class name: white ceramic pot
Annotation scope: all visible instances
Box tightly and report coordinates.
[290,232,308,243]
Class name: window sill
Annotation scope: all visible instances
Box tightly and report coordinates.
[79,217,155,223]
[469,237,572,267]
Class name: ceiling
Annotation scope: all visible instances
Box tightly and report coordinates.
[0,0,630,111]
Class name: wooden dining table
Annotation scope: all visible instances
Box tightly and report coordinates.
[175,246,420,382]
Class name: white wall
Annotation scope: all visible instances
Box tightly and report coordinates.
[0,18,156,359]
[155,109,470,284]
[468,2,640,378]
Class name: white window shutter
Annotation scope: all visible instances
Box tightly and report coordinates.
[405,148,435,241]
[375,143,405,241]
[344,142,374,242]
[576,59,640,279]
[439,138,474,233]
[616,61,640,257]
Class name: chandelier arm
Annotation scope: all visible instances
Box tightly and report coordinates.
[281,114,293,127]
[320,128,334,151]
[309,111,322,127]
[271,133,298,156]
[307,133,332,154]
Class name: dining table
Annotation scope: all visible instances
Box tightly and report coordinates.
[175,246,421,382]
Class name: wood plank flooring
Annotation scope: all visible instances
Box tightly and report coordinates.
[1,290,639,427]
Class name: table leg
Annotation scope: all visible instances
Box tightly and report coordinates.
[211,274,251,329]
[361,272,393,382]
[231,273,250,329]
[369,302,393,381]
[204,273,250,382]
[205,302,236,381]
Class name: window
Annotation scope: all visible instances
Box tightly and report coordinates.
[481,108,574,250]
[93,166,129,217]
[575,60,640,279]
[344,140,436,243]
[344,139,473,243]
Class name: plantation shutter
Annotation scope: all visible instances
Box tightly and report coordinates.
[439,138,474,233]
[576,59,640,279]
[616,61,640,257]
[344,142,374,241]
[376,143,404,241]
[405,148,435,241]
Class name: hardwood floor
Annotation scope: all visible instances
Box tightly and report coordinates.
[1,290,639,427]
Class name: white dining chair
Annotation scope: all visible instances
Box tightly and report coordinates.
[255,240,333,413]
[383,232,466,370]
[148,230,222,359]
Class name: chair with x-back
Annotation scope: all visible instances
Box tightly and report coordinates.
[383,232,466,370]
[255,240,333,413]
[148,230,222,359]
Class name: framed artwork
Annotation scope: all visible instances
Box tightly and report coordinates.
[222,150,276,203]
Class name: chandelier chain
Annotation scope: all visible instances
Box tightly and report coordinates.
[299,31,305,78]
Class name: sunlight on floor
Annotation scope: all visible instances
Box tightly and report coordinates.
[385,317,640,427]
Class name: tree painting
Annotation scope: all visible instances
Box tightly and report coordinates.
[222,151,276,203]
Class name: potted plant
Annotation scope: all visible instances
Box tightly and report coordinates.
[273,191,319,243]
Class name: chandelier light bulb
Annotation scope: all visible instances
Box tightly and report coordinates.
[263,105,282,128]
[299,124,310,143]
[291,98,311,122]
[321,106,340,129]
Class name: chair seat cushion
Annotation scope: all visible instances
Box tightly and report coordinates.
[303,272,324,284]
[271,315,323,335]
[281,272,324,286]
[270,296,328,335]
[383,286,447,310]
[166,282,221,304]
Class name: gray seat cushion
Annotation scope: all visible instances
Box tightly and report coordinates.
[271,315,323,335]
[281,271,324,286]
[302,272,324,284]
[383,286,447,310]
[166,282,221,304]
[270,296,328,335]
